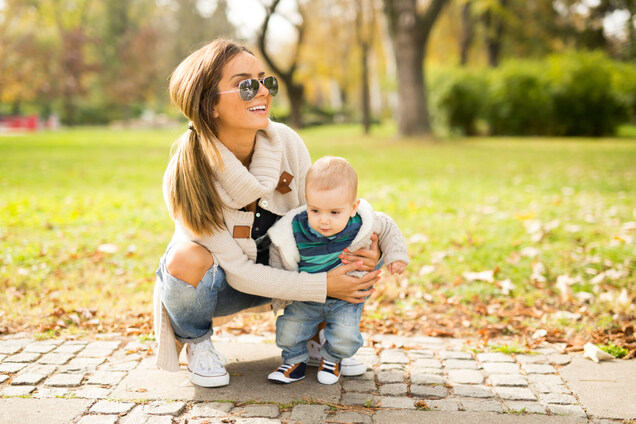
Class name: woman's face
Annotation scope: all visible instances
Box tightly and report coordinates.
[212,52,272,135]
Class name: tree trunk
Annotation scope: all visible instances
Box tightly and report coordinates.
[460,1,474,66]
[484,0,507,67]
[361,42,371,134]
[383,0,448,136]
[287,82,304,129]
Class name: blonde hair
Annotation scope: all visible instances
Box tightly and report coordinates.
[166,38,253,236]
[305,156,358,201]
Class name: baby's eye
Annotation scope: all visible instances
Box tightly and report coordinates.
[309,209,319,214]
[330,211,340,215]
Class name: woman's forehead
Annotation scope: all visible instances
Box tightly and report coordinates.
[223,52,264,79]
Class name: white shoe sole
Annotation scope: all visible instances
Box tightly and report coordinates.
[189,369,230,387]
[308,358,367,376]
[317,371,340,385]
[267,373,305,384]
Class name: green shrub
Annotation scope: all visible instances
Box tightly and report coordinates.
[486,61,553,135]
[434,68,488,135]
[547,51,629,136]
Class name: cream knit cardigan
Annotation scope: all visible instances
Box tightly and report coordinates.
[154,121,326,371]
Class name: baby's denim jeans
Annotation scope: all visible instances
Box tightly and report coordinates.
[156,253,270,344]
[275,298,364,364]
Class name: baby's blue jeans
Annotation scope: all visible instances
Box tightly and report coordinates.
[276,298,364,364]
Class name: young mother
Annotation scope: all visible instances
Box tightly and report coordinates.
[153,39,381,387]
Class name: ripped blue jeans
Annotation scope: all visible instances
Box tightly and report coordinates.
[156,250,271,344]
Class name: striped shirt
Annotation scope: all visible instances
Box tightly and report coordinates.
[292,211,363,273]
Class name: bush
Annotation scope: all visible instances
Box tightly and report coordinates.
[547,51,629,136]
[434,68,488,136]
[486,61,553,135]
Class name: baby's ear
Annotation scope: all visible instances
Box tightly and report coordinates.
[351,198,361,216]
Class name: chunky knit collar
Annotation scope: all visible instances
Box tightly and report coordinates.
[212,121,282,209]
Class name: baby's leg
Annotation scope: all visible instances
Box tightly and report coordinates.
[275,301,322,364]
[320,300,364,363]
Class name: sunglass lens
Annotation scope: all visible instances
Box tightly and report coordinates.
[238,79,260,101]
[264,76,278,97]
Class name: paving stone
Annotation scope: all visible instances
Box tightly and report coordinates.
[494,387,537,401]
[38,353,74,365]
[90,399,136,414]
[32,387,69,398]
[189,402,235,417]
[548,404,588,418]
[77,416,119,424]
[234,404,280,418]
[0,339,30,354]
[0,362,28,373]
[23,342,60,353]
[78,349,118,358]
[86,371,127,386]
[100,361,139,371]
[377,396,416,409]
[120,406,171,424]
[379,383,408,396]
[5,352,41,363]
[447,369,484,384]
[476,352,515,363]
[411,367,443,375]
[21,363,57,375]
[452,384,494,398]
[410,373,445,385]
[377,371,404,384]
[349,370,375,381]
[143,400,187,415]
[440,350,473,360]
[0,354,6,362]
[423,399,460,411]
[64,357,106,371]
[330,411,372,423]
[522,363,557,374]
[2,385,36,396]
[489,373,528,387]
[356,347,376,356]
[73,387,113,398]
[505,400,548,414]
[53,343,87,354]
[10,372,47,385]
[341,392,378,406]
[460,398,504,413]
[482,362,521,374]
[0,374,9,384]
[44,372,85,387]
[532,383,571,394]
[444,359,481,369]
[355,355,380,366]
[407,350,434,359]
[516,354,548,363]
[410,385,448,398]
[540,393,578,405]
[547,353,572,365]
[534,346,559,355]
[527,373,563,385]
[412,358,442,369]
[378,363,405,372]
[380,349,409,364]
[290,405,329,423]
[343,379,377,392]
[83,341,121,351]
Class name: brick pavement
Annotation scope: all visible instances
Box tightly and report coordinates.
[0,333,624,423]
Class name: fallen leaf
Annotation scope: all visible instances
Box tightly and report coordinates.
[583,343,615,363]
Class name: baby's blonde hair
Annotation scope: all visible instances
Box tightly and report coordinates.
[305,156,358,201]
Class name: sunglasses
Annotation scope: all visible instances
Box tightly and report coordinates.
[218,75,279,102]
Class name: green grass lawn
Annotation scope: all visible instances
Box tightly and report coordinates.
[1,124,634,345]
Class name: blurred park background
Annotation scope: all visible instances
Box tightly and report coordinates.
[0,0,635,356]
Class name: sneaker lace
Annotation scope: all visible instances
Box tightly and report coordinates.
[276,364,294,372]
[321,360,338,372]
[192,340,227,372]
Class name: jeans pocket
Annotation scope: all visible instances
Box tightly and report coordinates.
[339,301,363,326]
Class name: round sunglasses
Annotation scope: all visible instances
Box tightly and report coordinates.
[218,75,279,102]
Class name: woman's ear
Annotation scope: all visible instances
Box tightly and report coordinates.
[212,108,220,119]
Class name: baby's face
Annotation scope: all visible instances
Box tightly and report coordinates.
[306,186,359,237]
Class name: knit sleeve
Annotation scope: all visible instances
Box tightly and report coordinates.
[372,212,410,267]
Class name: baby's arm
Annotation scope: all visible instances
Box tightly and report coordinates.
[372,212,409,272]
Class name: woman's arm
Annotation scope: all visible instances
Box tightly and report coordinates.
[327,262,381,303]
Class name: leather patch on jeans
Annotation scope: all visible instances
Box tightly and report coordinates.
[276,171,293,194]
[233,225,251,238]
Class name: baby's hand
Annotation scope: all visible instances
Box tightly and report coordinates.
[388,261,407,275]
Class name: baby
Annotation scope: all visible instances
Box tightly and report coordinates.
[267,156,408,384]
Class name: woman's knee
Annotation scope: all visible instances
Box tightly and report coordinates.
[166,242,214,288]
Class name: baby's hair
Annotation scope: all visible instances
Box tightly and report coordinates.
[305,156,358,201]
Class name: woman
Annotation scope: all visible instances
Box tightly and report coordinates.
[154,38,381,387]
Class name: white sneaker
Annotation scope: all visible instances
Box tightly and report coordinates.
[186,338,229,387]
[317,358,341,385]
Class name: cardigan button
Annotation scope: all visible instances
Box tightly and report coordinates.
[261,200,269,207]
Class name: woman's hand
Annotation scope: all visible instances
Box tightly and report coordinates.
[339,233,381,272]
[326,261,381,303]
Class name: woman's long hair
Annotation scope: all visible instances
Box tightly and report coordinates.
[166,39,253,236]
